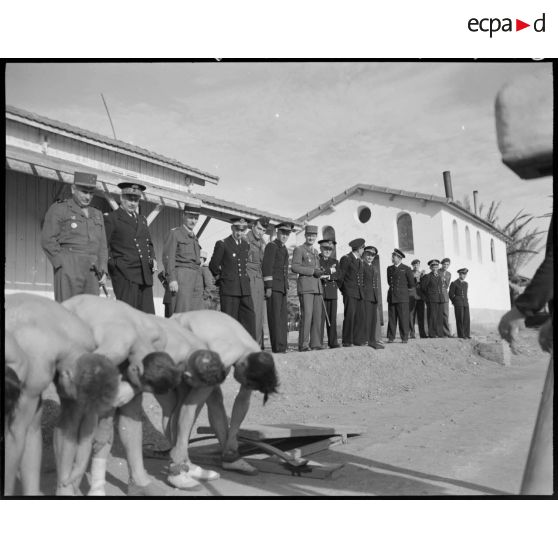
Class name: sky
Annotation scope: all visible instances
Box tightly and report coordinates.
[5,62,553,276]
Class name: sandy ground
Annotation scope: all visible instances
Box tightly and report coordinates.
[33,328,550,496]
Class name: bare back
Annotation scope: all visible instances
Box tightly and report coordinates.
[152,316,206,364]
[171,310,259,368]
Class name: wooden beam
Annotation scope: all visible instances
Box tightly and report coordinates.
[101,186,119,211]
[196,216,212,238]
[146,203,164,227]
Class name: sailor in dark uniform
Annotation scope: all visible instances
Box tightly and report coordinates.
[449,268,471,338]
[362,246,384,349]
[104,182,156,313]
[41,171,108,302]
[421,259,445,338]
[318,240,340,349]
[262,222,293,353]
[386,248,415,343]
[209,217,256,338]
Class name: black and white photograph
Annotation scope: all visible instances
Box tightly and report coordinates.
[3,61,553,498]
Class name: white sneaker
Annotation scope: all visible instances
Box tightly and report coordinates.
[167,470,203,491]
[88,486,106,496]
[187,464,220,482]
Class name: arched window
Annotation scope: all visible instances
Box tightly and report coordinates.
[490,238,496,262]
[465,226,471,259]
[322,225,337,258]
[453,220,460,255]
[397,213,414,253]
[476,231,482,262]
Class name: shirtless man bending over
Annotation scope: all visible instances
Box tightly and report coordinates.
[5,294,119,496]
[172,310,279,475]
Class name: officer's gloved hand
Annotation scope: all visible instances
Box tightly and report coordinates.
[265,288,272,299]
[169,280,179,293]
[313,269,323,278]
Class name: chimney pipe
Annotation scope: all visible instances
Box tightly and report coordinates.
[473,190,479,215]
[442,171,453,200]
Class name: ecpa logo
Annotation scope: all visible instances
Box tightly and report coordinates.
[468,13,546,37]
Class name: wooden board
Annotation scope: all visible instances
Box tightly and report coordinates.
[246,456,345,480]
[197,423,364,441]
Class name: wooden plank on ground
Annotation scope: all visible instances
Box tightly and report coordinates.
[197,423,364,441]
[246,456,345,479]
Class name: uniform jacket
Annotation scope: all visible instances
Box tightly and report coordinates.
[363,262,380,303]
[421,272,445,303]
[386,263,414,303]
[449,279,469,307]
[318,254,339,300]
[104,207,154,286]
[41,197,108,271]
[441,270,452,302]
[338,252,364,299]
[162,226,201,283]
[209,235,252,296]
[262,239,290,294]
[291,244,323,295]
[245,230,266,279]
[411,269,425,300]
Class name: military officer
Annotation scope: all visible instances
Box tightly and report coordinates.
[449,268,471,339]
[318,240,340,349]
[163,203,204,314]
[262,222,293,353]
[209,217,256,338]
[338,238,366,347]
[361,246,384,349]
[441,257,454,337]
[409,259,428,339]
[246,216,270,348]
[421,259,445,338]
[104,182,156,313]
[386,248,415,343]
[41,171,108,302]
[292,225,324,351]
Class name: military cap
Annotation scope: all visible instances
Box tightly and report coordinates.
[411,259,421,265]
[118,182,146,196]
[428,259,440,267]
[318,239,336,246]
[392,248,405,259]
[231,217,249,230]
[441,257,451,264]
[457,268,469,274]
[364,245,378,255]
[183,203,201,215]
[349,238,365,250]
[276,222,294,233]
[305,225,318,235]
[74,172,97,189]
[254,216,270,228]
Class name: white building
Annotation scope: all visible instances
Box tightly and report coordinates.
[297,183,511,328]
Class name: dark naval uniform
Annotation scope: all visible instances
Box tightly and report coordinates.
[441,269,452,336]
[449,278,470,338]
[262,237,290,353]
[318,253,340,348]
[246,229,267,347]
[41,197,108,302]
[163,226,203,314]
[421,272,445,337]
[362,261,381,346]
[104,207,155,313]
[386,263,414,341]
[338,253,365,346]
[209,235,256,338]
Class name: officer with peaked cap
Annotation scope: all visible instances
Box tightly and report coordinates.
[338,238,366,347]
[104,182,157,313]
[386,248,415,343]
[409,258,428,339]
[361,246,384,349]
[292,224,323,351]
[440,257,454,337]
[449,268,471,338]
[162,202,204,315]
[318,239,340,348]
[246,216,270,348]
[209,216,256,338]
[262,222,293,352]
[421,259,445,338]
[41,171,108,302]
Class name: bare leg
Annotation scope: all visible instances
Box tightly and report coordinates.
[117,393,151,486]
[206,387,229,449]
[53,399,80,496]
[20,401,43,495]
[224,386,252,454]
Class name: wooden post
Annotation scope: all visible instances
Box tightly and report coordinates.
[101,185,119,211]
[196,215,211,238]
[146,203,164,226]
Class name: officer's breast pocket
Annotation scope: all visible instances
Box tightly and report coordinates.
[177,240,194,258]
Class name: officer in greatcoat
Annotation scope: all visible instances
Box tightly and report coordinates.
[262,222,293,353]
[421,259,445,338]
[362,246,384,349]
[386,248,415,343]
[318,240,340,349]
[449,268,471,339]
[338,238,366,347]
[104,182,156,313]
[291,225,323,351]
[41,171,108,302]
[441,257,454,337]
[209,217,256,338]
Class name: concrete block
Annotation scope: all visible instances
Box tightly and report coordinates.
[474,340,511,366]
